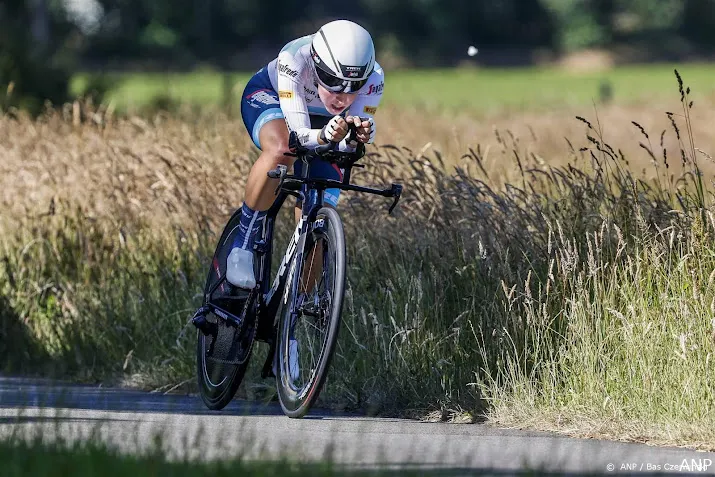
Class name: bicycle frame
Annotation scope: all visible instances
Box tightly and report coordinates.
[192,127,405,411]
[197,158,331,334]
[256,158,336,333]
[195,141,402,367]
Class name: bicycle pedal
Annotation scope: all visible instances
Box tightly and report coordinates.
[192,313,207,329]
[191,305,209,323]
[192,307,215,336]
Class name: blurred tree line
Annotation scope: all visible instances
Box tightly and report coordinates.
[78,0,715,66]
[2,0,715,112]
[0,0,76,112]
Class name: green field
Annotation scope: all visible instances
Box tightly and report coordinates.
[71,63,715,115]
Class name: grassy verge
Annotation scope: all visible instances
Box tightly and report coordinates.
[0,436,355,477]
[0,432,586,477]
[2,70,714,449]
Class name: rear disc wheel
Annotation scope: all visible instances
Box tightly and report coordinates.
[196,305,255,410]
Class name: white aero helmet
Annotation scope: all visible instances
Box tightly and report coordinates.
[310,20,375,93]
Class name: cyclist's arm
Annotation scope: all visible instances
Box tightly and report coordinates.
[338,69,384,151]
[276,53,324,147]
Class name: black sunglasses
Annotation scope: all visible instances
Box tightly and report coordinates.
[315,67,369,93]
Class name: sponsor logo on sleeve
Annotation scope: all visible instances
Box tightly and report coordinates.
[278,63,299,78]
[367,82,384,95]
[363,106,378,115]
[279,90,294,99]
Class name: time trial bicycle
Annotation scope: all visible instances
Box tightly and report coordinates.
[192,125,402,418]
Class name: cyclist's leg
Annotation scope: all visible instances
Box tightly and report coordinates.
[228,72,293,287]
[240,77,293,220]
[293,125,342,293]
[245,120,292,211]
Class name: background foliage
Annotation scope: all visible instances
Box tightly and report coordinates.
[3,0,715,112]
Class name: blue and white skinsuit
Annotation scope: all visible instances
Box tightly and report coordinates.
[234,34,385,252]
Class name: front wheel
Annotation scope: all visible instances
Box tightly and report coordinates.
[276,207,346,418]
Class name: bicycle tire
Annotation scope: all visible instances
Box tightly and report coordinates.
[195,306,255,410]
[195,209,257,410]
[275,206,346,418]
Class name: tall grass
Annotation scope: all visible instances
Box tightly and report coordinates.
[1,71,714,448]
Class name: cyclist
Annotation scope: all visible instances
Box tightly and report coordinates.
[226,19,384,289]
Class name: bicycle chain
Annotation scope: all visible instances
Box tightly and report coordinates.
[205,334,256,366]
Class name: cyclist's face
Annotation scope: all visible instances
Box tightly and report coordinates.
[318,85,357,115]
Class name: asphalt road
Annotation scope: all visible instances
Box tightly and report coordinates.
[0,376,712,475]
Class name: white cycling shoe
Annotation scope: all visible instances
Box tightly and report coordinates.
[288,339,300,382]
[226,247,256,289]
[272,339,300,382]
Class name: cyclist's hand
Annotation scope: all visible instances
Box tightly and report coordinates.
[347,116,375,144]
[319,116,349,143]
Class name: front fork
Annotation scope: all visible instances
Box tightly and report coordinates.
[259,220,309,378]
